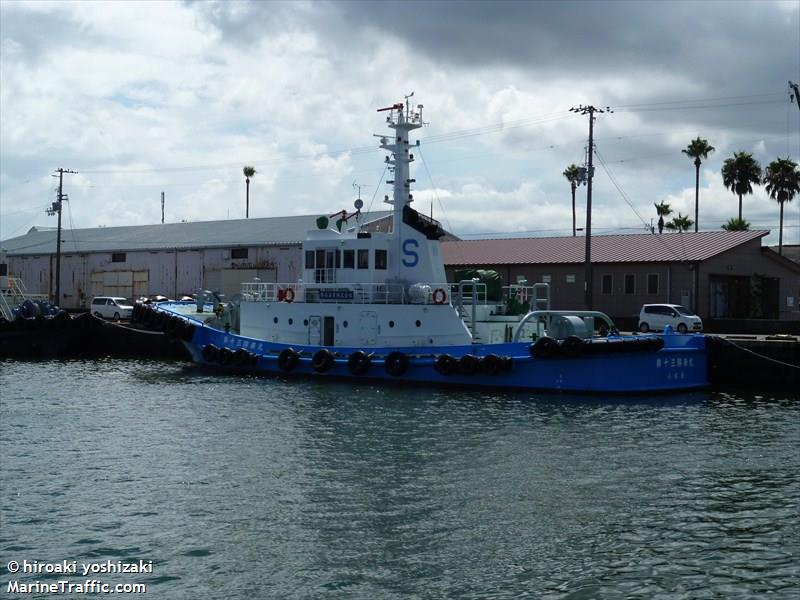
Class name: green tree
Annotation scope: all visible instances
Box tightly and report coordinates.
[763,156,800,255]
[682,137,715,232]
[665,212,694,232]
[243,165,257,219]
[721,151,761,221]
[721,217,751,231]
[653,201,672,234]
[562,164,582,236]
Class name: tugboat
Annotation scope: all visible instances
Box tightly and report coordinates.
[148,98,708,393]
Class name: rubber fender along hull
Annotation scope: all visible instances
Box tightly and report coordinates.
[180,323,708,394]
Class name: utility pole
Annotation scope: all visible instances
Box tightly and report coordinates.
[790,81,800,113]
[569,105,611,310]
[161,191,165,224]
[47,168,78,306]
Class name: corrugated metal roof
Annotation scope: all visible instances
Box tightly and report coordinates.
[1,212,392,255]
[442,230,769,265]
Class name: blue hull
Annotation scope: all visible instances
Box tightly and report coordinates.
[161,306,708,394]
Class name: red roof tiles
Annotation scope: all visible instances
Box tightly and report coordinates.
[442,230,768,265]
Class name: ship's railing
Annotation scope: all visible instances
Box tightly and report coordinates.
[239,280,551,308]
[240,281,409,305]
[450,282,550,313]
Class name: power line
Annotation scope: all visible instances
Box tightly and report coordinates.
[594,150,649,227]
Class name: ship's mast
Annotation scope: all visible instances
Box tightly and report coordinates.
[378,94,424,278]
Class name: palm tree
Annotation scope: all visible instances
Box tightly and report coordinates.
[653,201,672,234]
[243,165,257,218]
[563,164,581,236]
[763,156,800,255]
[721,152,762,221]
[665,212,694,232]
[682,137,715,232]
[721,217,751,231]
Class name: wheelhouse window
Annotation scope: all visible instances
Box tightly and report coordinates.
[624,274,636,295]
[601,274,613,295]
[375,249,387,270]
[314,249,338,283]
[305,250,315,269]
[231,248,248,260]
[343,249,355,269]
[357,249,369,269]
[647,273,659,295]
[111,252,126,263]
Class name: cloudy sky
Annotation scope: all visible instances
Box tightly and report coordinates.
[1,0,799,247]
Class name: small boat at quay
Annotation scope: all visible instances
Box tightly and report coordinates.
[146,99,707,393]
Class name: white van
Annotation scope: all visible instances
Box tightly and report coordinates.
[638,304,703,334]
[90,297,134,321]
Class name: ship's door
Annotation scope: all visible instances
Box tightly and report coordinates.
[359,311,378,346]
[323,316,335,346]
[308,315,322,345]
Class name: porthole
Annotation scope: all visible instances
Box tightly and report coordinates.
[415,320,421,327]
[288,318,293,325]
[303,319,309,326]
[389,320,395,328]
[343,320,349,328]
[273,317,278,324]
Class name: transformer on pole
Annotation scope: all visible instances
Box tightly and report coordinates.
[47,168,77,307]
[569,105,612,310]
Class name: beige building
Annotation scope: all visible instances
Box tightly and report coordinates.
[442,231,800,330]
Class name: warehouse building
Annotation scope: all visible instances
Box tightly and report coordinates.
[1,212,392,309]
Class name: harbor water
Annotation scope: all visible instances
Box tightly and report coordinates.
[1,358,798,599]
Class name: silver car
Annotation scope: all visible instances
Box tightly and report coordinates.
[638,304,703,334]
[90,296,134,321]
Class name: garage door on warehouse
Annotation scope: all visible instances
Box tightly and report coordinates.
[88,270,149,304]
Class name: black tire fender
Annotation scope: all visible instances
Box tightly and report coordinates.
[232,348,251,366]
[312,348,334,373]
[560,335,585,358]
[278,348,300,372]
[218,347,234,365]
[347,351,371,375]
[531,336,559,359]
[434,354,457,376]
[480,353,502,375]
[385,351,409,377]
[459,354,479,376]
[202,344,220,362]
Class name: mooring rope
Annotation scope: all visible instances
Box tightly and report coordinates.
[708,336,800,371]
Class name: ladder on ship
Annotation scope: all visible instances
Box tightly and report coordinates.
[0,277,49,320]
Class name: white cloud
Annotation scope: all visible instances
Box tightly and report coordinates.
[1,0,798,250]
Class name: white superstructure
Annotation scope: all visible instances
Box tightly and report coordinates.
[234,98,599,348]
